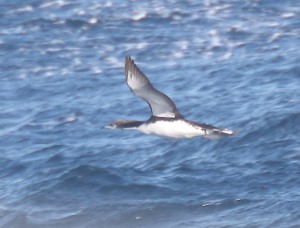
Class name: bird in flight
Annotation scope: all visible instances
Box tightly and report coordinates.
[106,57,237,139]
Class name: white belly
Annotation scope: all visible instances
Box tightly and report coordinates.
[138,119,206,139]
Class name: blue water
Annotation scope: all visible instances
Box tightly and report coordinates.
[1,0,300,227]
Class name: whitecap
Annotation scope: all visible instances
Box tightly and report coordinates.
[18,74,28,80]
[207,8,217,17]
[173,14,182,21]
[60,68,71,76]
[202,201,221,207]
[45,71,56,77]
[266,22,280,28]
[50,39,65,45]
[136,42,149,50]
[75,9,86,16]
[171,51,184,59]
[32,67,44,73]
[123,42,149,51]
[103,0,113,7]
[106,56,123,68]
[269,33,282,42]
[15,6,34,13]
[132,11,147,21]
[65,113,77,123]
[88,18,98,24]
[29,209,82,221]
[220,52,233,61]
[208,30,223,48]
[91,67,102,74]
[39,0,69,8]
[46,48,62,53]
[73,58,82,66]
[2,26,27,35]
[281,12,296,19]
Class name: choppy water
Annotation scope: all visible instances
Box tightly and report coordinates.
[1,0,300,227]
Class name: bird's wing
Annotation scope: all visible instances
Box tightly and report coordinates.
[125,57,182,118]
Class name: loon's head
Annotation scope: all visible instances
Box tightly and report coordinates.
[105,120,143,130]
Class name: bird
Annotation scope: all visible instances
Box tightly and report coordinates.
[105,57,237,139]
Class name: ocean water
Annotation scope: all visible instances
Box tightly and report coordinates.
[1,0,300,227]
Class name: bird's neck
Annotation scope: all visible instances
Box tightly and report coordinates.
[115,120,144,129]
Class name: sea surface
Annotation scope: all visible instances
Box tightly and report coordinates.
[1,0,300,227]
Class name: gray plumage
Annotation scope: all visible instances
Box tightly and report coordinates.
[125,57,182,118]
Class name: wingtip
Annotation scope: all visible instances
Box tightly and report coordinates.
[125,56,133,63]
[125,56,132,77]
[125,56,138,79]
[125,56,133,68]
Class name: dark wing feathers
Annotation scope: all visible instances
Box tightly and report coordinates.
[125,57,182,118]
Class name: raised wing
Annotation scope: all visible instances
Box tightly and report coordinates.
[125,57,182,118]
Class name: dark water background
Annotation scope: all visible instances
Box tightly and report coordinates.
[1,0,300,227]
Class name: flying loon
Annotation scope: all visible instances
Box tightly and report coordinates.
[106,57,237,139]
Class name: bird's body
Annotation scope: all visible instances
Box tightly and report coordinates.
[139,118,207,139]
[106,57,237,139]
